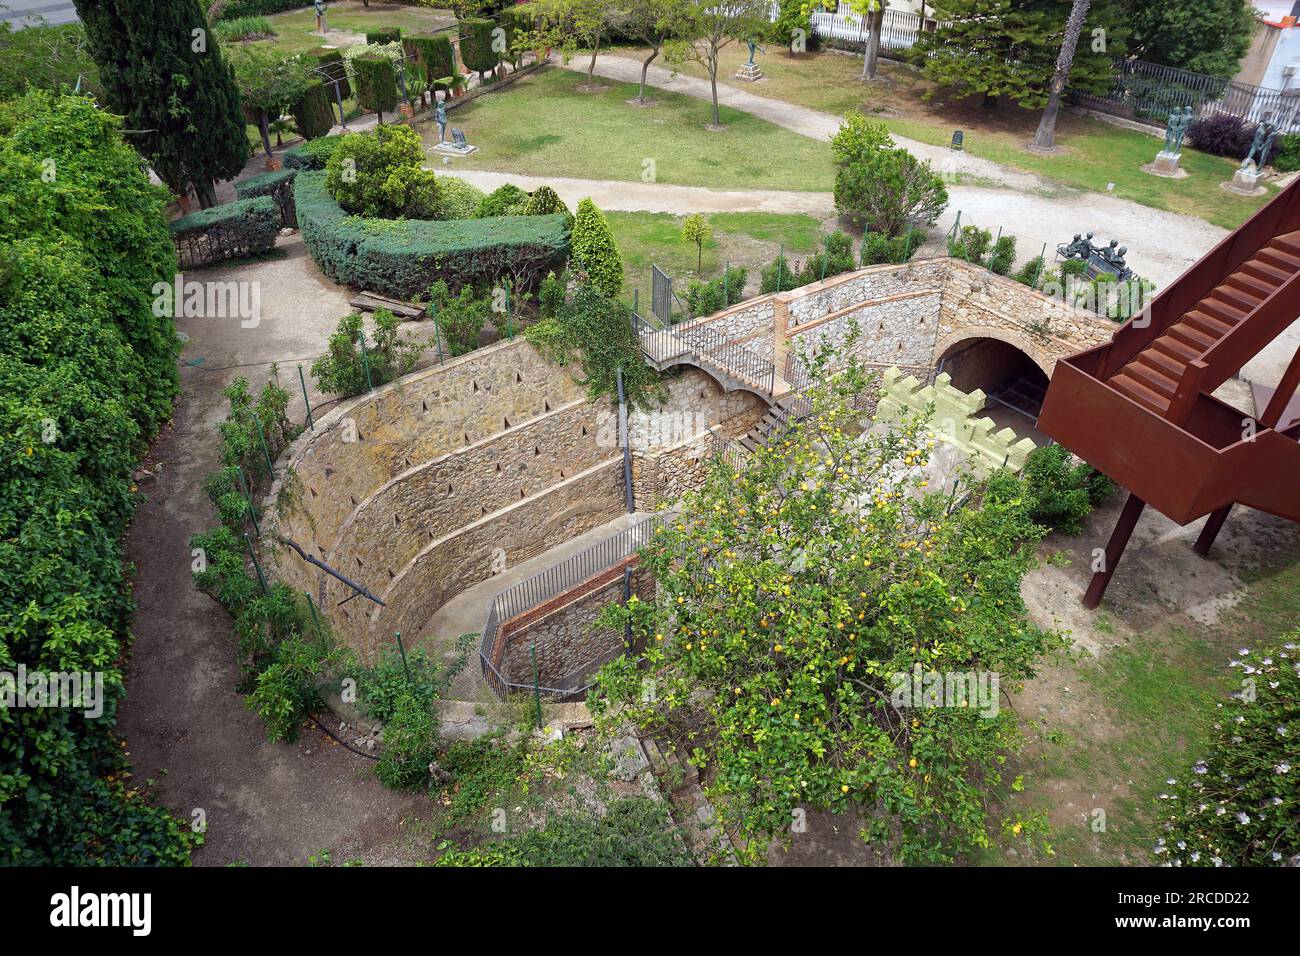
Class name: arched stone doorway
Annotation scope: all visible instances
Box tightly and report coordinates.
[938,335,1051,424]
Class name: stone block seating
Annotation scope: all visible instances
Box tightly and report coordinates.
[876,367,1037,473]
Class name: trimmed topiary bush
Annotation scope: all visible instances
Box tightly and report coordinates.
[1188,113,1257,159]
[524,184,570,219]
[366,28,403,46]
[570,197,623,297]
[284,134,343,170]
[324,125,438,220]
[353,54,400,122]
[459,18,498,81]
[1271,132,1300,172]
[437,177,488,219]
[295,171,570,297]
[291,80,336,142]
[477,183,530,217]
[235,167,298,227]
[169,196,280,267]
[217,0,312,17]
[310,47,351,101]
[409,32,456,85]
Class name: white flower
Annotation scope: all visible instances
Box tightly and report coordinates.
[1191,851,1201,862]
[1194,761,1208,775]
[1215,805,1227,816]
[1236,812,1251,824]
[1275,762,1291,774]
[1273,852,1283,862]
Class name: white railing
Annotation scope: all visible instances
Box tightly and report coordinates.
[768,3,934,50]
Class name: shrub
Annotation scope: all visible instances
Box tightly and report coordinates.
[538,271,567,317]
[798,231,856,284]
[366,28,403,45]
[310,47,351,101]
[427,281,491,356]
[409,33,456,84]
[235,167,298,228]
[325,125,436,219]
[1012,254,1048,287]
[830,109,894,167]
[0,90,190,865]
[296,172,571,297]
[685,265,747,318]
[285,134,343,170]
[1272,132,1300,172]
[357,638,471,723]
[476,183,530,217]
[214,15,276,42]
[759,254,801,293]
[291,80,336,141]
[353,54,400,121]
[459,18,499,80]
[216,0,313,16]
[1157,630,1300,867]
[375,692,439,789]
[436,176,488,219]
[835,147,948,236]
[1187,113,1257,159]
[310,310,423,396]
[570,197,623,297]
[169,196,280,268]
[525,285,664,410]
[988,234,1017,276]
[770,0,814,53]
[524,184,570,220]
[947,224,992,263]
[1020,444,1113,534]
[861,229,922,265]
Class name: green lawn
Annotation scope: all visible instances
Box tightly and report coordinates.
[425,69,837,193]
[237,1,454,56]
[623,45,1271,230]
[606,210,825,311]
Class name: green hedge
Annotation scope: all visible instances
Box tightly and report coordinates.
[310,47,351,102]
[353,55,400,120]
[170,196,280,268]
[459,18,498,79]
[235,168,298,228]
[285,134,343,170]
[292,80,336,142]
[366,28,402,45]
[295,171,570,297]
[409,32,456,85]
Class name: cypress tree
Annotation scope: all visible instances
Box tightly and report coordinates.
[74,0,249,207]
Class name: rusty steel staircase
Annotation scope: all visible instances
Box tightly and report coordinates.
[1037,177,1300,608]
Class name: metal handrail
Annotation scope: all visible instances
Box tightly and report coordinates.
[478,514,665,699]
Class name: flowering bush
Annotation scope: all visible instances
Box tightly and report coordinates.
[1156,633,1300,866]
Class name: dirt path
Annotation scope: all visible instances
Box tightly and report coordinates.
[559,56,1228,288]
[119,235,437,866]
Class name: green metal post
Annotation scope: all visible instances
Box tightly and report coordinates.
[394,631,413,689]
[305,591,322,638]
[251,410,274,476]
[777,242,784,291]
[244,533,268,593]
[1034,241,1047,287]
[723,260,729,304]
[505,283,513,339]
[358,328,373,392]
[820,237,827,281]
[298,364,314,431]
[236,465,260,537]
[531,643,542,728]
[430,302,445,365]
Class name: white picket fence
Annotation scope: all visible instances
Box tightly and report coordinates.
[768,3,933,50]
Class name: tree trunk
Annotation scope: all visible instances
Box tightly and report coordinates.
[639,48,659,103]
[258,112,273,159]
[1032,0,1091,151]
[710,69,720,127]
[863,7,883,79]
[196,179,217,209]
[587,35,601,86]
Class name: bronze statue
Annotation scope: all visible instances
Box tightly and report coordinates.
[1244,120,1280,168]
[1163,106,1192,154]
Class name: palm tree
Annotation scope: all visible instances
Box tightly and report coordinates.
[1032,0,1091,151]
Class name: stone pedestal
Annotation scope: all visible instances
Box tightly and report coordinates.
[1150,150,1181,176]
[1224,161,1265,196]
[734,63,764,82]
[434,141,478,156]
[315,15,326,34]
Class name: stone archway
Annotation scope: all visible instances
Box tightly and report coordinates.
[937,334,1051,422]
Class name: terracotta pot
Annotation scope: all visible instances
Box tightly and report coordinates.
[399,102,414,119]
[178,192,199,213]
[263,156,282,172]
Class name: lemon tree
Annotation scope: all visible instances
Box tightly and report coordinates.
[594,347,1061,863]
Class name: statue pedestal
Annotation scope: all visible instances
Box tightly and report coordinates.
[316,15,327,34]
[734,63,764,82]
[1143,149,1187,179]
[434,141,478,156]
[1224,162,1265,196]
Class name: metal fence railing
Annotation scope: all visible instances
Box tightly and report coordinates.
[676,322,777,395]
[479,514,665,700]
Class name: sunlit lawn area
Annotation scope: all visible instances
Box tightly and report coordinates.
[424,69,837,193]
[236,1,454,56]
[607,210,826,309]
[623,44,1271,230]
